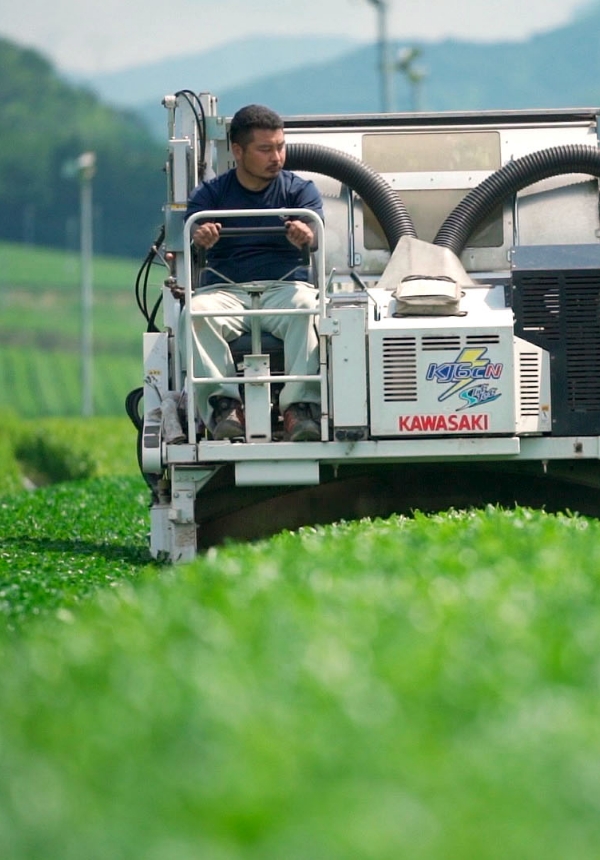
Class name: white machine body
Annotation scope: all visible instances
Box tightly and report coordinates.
[136,95,600,560]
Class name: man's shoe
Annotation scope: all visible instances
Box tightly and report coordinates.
[211,397,245,440]
[283,402,321,442]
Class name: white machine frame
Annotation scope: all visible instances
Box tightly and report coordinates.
[137,94,600,561]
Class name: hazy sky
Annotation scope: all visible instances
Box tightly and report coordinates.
[0,0,591,74]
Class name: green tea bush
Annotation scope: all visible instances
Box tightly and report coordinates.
[0,411,25,494]
[15,416,138,483]
[2,506,600,858]
[0,349,141,417]
[0,412,138,491]
[0,475,151,627]
[0,240,159,418]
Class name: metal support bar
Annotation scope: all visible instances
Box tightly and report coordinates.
[168,467,216,562]
[183,208,328,442]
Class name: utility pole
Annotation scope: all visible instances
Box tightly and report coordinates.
[365,0,394,113]
[77,152,96,417]
[396,46,427,112]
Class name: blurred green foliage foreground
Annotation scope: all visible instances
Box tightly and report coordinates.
[1,416,600,860]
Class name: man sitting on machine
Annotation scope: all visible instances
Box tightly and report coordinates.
[185,103,324,442]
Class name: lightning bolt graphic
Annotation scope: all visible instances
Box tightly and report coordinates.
[437,347,489,402]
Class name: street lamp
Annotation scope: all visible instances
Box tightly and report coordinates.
[76,152,96,417]
[364,0,394,113]
[61,151,97,416]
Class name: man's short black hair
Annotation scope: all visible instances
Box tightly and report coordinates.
[229,104,284,148]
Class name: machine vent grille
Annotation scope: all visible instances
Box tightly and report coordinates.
[421,335,461,351]
[518,274,561,341]
[513,263,600,433]
[466,334,501,346]
[565,276,600,409]
[519,352,541,417]
[382,336,418,401]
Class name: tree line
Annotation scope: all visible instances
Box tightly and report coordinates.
[0,38,166,259]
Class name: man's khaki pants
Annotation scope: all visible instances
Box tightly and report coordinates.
[186,281,320,430]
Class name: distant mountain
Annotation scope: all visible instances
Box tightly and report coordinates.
[126,2,600,140]
[76,35,360,107]
[216,4,600,115]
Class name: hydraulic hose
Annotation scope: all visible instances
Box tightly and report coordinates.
[286,142,417,251]
[434,144,600,257]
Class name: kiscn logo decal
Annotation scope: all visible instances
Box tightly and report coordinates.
[426,347,503,408]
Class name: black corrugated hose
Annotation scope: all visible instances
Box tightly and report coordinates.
[286,142,417,250]
[434,144,600,257]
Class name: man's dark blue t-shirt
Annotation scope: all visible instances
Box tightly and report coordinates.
[185,169,324,286]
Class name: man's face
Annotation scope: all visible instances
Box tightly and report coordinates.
[232,128,286,187]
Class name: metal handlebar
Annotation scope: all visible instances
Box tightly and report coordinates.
[218,226,289,236]
[194,224,311,268]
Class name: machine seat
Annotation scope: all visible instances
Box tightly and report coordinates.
[229,332,284,371]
